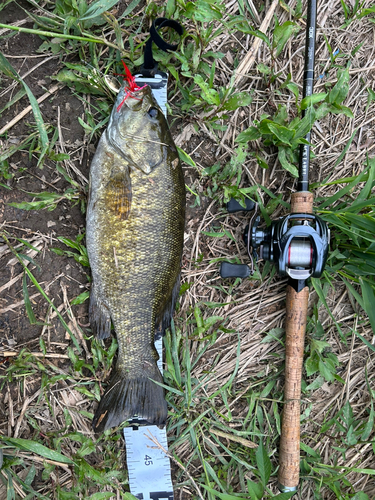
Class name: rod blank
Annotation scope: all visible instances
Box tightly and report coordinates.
[298,0,318,193]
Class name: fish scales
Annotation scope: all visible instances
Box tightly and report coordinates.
[86,85,185,432]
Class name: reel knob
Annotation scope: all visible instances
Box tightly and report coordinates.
[227,198,256,213]
[220,262,251,279]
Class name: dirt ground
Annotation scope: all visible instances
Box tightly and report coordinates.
[0,4,87,354]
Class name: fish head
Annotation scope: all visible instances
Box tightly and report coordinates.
[107,85,173,174]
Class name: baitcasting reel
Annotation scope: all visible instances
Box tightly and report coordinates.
[220,198,329,282]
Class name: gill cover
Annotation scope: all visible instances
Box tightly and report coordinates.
[107,86,169,174]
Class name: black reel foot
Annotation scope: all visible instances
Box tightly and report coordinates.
[220,262,250,279]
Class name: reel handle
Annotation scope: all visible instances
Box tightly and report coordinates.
[220,262,250,279]
[278,191,313,492]
[226,198,256,213]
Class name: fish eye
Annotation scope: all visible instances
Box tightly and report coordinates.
[148,107,158,118]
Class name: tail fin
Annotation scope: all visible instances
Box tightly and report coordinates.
[92,362,168,432]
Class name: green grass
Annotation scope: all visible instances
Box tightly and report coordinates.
[1,0,375,498]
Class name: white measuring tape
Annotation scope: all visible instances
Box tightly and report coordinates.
[123,337,174,500]
[123,75,174,500]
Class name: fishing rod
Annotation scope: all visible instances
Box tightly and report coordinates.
[220,0,329,493]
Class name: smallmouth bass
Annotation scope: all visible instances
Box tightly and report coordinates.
[86,83,185,432]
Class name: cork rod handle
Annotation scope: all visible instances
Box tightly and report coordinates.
[277,192,313,491]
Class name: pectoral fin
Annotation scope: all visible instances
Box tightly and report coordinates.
[104,169,132,221]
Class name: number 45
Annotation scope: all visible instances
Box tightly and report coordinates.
[144,455,153,466]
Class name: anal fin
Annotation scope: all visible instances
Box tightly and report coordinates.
[89,284,111,339]
[155,273,181,340]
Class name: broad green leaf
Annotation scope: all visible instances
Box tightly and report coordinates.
[79,0,120,20]
[278,147,298,177]
[271,493,295,500]
[87,493,120,500]
[71,291,90,305]
[315,102,332,120]
[248,29,271,48]
[261,327,284,343]
[76,439,96,458]
[177,146,196,167]
[58,236,84,251]
[305,375,324,391]
[8,200,56,211]
[285,82,299,101]
[55,69,106,96]
[201,231,225,238]
[202,485,248,499]
[258,118,273,134]
[273,21,299,57]
[315,102,353,120]
[351,493,369,500]
[294,107,315,139]
[255,441,272,487]
[311,339,331,353]
[300,93,327,110]
[318,359,335,382]
[330,103,354,118]
[305,353,319,376]
[246,479,264,500]
[257,63,271,74]
[256,154,269,169]
[361,402,374,441]
[236,126,262,143]
[328,67,350,105]
[0,437,73,464]
[260,380,275,398]
[267,123,295,145]
[222,92,252,111]
[360,278,375,333]
[185,0,224,22]
[120,0,142,18]
[193,74,220,105]
[300,442,320,459]
[78,116,93,133]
